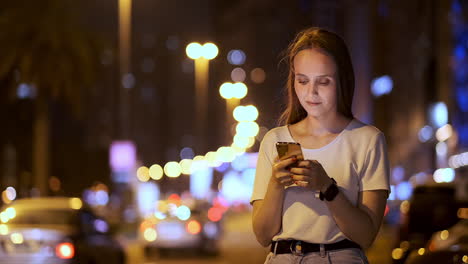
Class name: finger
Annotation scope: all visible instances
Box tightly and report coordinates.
[296,160,310,167]
[279,178,294,185]
[277,175,294,185]
[290,175,309,182]
[289,167,309,175]
[275,171,292,179]
[274,156,298,170]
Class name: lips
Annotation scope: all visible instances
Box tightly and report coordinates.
[306,101,321,106]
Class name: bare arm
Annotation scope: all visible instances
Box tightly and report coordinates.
[325,189,388,249]
[291,160,388,249]
[252,156,297,247]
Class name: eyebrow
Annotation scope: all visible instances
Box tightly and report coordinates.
[295,73,333,78]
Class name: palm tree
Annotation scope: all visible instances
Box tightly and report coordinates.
[0,0,102,195]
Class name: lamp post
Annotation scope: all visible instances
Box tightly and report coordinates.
[186,42,218,153]
[119,0,131,139]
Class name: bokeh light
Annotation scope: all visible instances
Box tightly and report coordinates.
[233,105,258,122]
[180,147,195,159]
[227,49,246,65]
[433,168,455,183]
[70,198,83,210]
[164,162,182,178]
[371,75,393,97]
[231,67,246,82]
[149,164,163,180]
[219,82,234,99]
[202,43,218,60]
[250,68,266,83]
[180,159,193,174]
[137,166,150,182]
[236,121,259,137]
[186,42,202,59]
[232,82,247,99]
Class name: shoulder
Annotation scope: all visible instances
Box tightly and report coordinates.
[261,126,291,143]
[346,119,384,139]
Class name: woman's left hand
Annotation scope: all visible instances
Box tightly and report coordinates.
[289,160,332,191]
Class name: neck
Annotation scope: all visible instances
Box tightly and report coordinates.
[301,113,351,135]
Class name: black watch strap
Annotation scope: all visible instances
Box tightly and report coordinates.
[319,178,339,201]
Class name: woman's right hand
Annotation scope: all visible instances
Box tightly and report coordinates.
[271,156,298,186]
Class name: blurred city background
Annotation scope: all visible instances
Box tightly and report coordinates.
[0,0,467,263]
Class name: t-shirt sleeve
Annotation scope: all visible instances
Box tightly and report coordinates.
[359,132,391,195]
[250,132,275,205]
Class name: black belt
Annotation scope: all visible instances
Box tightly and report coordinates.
[270,239,361,255]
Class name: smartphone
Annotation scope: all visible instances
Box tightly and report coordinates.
[275,142,305,186]
[275,142,304,162]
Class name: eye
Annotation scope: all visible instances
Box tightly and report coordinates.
[296,79,308,85]
[318,78,331,85]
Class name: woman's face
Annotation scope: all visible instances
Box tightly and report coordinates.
[293,48,338,119]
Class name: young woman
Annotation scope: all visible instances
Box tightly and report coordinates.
[251,27,390,263]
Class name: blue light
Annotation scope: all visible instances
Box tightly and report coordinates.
[17,83,36,99]
[434,168,456,183]
[418,125,434,142]
[395,182,412,200]
[180,147,195,159]
[94,219,109,233]
[175,205,191,221]
[136,182,160,217]
[429,102,448,128]
[227,50,246,65]
[371,75,393,97]
[391,166,404,183]
[214,162,230,172]
[388,185,396,200]
[452,0,462,14]
[203,222,218,238]
[95,190,109,206]
[455,44,466,59]
[231,154,249,171]
[190,165,213,199]
[241,168,256,186]
[456,88,468,112]
[220,171,244,204]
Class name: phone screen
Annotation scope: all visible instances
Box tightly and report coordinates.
[275,142,304,161]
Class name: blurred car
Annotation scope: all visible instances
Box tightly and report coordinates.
[391,184,460,264]
[404,218,468,264]
[0,197,125,264]
[139,198,224,256]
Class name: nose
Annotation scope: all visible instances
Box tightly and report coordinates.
[308,81,319,95]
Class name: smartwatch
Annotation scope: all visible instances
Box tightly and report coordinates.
[319,178,339,201]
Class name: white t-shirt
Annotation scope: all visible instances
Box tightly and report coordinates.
[250,119,390,244]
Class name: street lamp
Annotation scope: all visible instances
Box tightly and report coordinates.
[118,0,132,139]
[185,42,218,153]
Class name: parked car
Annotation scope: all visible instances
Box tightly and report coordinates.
[0,197,125,264]
[140,198,224,257]
[391,184,460,264]
[404,218,468,264]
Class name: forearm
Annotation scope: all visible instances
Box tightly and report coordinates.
[252,178,285,247]
[325,192,380,249]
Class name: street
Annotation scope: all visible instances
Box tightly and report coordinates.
[123,210,396,264]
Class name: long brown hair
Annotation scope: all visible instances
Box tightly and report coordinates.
[278,27,355,125]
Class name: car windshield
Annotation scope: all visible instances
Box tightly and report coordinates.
[7,209,78,226]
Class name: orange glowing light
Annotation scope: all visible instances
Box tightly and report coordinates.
[186,220,201,235]
[55,242,75,259]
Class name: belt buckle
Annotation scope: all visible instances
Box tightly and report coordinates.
[290,241,303,256]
